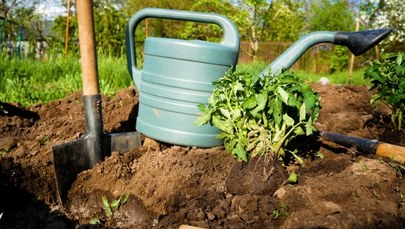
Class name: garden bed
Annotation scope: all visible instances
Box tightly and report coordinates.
[1,82,405,228]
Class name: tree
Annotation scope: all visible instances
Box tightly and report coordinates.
[0,0,41,56]
[124,0,191,39]
[52,0,128,56]
[51,0,77,55]
[305,0,355,32]
[93,1,127,56]
[263,0,305,42]
[235,0,271,60]
[180,0,245,42]
[360,0,405,52]
[235,0,305,60]
[305,0,355,72]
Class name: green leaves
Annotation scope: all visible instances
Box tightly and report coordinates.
[102,193,130,217]
[365,52,405,130]
[195,69,321,162]
[102,196,113,217]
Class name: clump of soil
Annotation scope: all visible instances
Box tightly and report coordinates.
[1,84,405,228]
[226,156,288,196]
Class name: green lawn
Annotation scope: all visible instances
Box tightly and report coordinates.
[0,54,133,106]
[0,56,369,107]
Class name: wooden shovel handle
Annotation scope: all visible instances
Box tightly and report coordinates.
[77,0,99,96]
[376,143,405,164]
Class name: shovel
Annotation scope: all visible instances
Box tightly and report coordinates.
[320,131,405,164]
[52,0,141,205]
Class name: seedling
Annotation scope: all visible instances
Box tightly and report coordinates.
[281,171,299,186]
[315,151,324,159]
[102,193,130,217]
[364,52,405,130]
[39,136,49,146]
[1,147,10,157]
[90,218,102,225]
[273,202,288,218]
[195,70,321,163]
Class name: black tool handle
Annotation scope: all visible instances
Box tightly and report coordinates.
[320,131,379,153]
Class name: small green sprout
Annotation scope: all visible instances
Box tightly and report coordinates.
[282,172,299,186]
[90,218,102,225]
[273,202,288,218]
[315,151,324,159]
[102,192,130,217]
[39,136,49,146]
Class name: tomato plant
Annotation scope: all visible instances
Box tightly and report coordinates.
[195,70,321,162]
[364,52,405,130]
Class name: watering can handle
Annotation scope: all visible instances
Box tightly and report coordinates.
[125,8,240,88]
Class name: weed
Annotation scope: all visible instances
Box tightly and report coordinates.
[273,202,288,218]
[39,136,49,146]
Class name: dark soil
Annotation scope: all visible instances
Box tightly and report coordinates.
[1,83,405,229]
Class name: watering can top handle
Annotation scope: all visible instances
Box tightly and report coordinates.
[127,8,239,48]
[125,8,240,86]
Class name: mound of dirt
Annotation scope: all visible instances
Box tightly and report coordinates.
[1,83,405,228]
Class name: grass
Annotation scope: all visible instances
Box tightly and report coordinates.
[0,56,370,107]
[0,53,133,106]
[236,60,371,86]
[295,69,370,86]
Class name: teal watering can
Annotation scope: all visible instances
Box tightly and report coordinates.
[126,8,240,147]
[126,8,392,148]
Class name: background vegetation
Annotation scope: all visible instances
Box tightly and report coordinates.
[0,0,403,106]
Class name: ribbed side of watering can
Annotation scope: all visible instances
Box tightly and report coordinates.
[126,8,240,147]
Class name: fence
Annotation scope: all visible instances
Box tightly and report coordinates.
[238,41,335,73]
[1,40,47,59]
[1,39,370,73]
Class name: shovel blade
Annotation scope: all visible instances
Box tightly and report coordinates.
[52,138,89,205]
[52,132,142,205]
[105,132,142,152]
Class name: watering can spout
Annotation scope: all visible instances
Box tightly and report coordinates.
[333,28,392,56]
[260,28,392,77]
